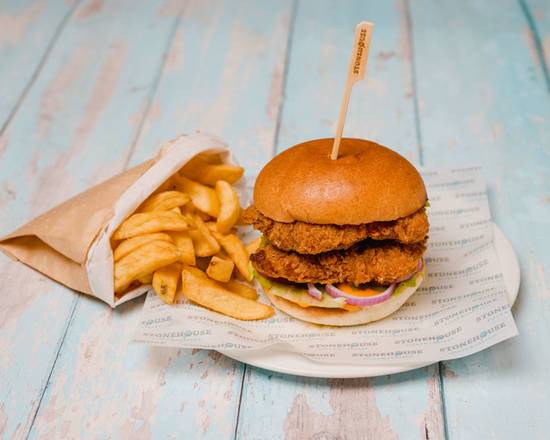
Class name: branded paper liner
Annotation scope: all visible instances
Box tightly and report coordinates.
[134,166,519,365]
[0,133,234,307]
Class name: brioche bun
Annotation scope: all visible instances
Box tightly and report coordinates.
[253,138,426,225]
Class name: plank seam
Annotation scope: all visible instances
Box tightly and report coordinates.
[121,1,188,170]
[234,2,297,437]
[0,0,84,138]
[404,0,424,166]
[272,0,299,156]
[405,2,448,438]
[518,0,550,92]
[25,295,81,439]
[232,364,247,440]
[437,363,450,440]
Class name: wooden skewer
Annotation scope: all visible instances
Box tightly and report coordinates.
[331,21,374,160]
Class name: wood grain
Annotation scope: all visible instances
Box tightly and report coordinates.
[236,1,444,439]
[0,1,184,438]
[0,0,77,131]
[24,1,294,438]
[410,0,550,438]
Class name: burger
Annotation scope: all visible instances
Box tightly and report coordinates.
[242,138,429,326]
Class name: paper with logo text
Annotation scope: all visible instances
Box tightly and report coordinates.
[134,166,518,365]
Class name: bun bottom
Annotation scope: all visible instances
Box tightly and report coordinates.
[262,270,424,327]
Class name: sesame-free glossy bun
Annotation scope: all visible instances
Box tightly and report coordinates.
[254,138,427,225]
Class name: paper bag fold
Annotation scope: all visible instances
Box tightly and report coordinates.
[0,160,154,294]
[0,133,233,306]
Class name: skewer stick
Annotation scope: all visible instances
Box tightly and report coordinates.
[331,21,374,160]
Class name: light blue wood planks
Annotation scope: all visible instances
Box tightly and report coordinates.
[236,1,444,439]
[276,0,419,159]
[1,1,549,439]
[26,1,294,438]
[0,0,76,130]
[410,0,550,438]
[0,1,183,438]
[130,0,294,175]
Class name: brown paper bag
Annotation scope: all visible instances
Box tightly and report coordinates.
[0,133,232,306]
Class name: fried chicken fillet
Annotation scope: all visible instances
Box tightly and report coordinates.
[243,204,429,285]
[251,241,426,285]
[243,205,428,254]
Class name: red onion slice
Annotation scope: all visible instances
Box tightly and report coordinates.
[306,283,323,301]
[325,283,396,307]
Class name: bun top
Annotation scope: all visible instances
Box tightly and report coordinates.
[253,138,427,225]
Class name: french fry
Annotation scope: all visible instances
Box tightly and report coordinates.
[206,256,234,282]
[213,232,253,281]
[183,152,225,169]
[152,263,181,304]
[215,180,240,234]
[189,215,220,257]
[205,221,237,236]
[174,175,220,217]
[221,279,258,300]
[170,231,196,265]
[181,267,274,320]
[245,236,262,255]
[205,221,217,233]
[200,152,225,164]
[138,191,190,212]
[205,222,235,234]
[180,156,244,186]
[137,273,153,284]
[195,211,213,222]
[113,211,189,240]
[113,232,173,262]
[114,241,180,292]
[216,249,232,261]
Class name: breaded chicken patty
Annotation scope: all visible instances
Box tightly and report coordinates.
[243,205,428,254]
[251,241,426,285]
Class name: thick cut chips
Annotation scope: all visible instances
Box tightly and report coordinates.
[206,255,234,282]
[113,232,173,262]
[214,232,253,281]
[181,267,273,320]
[174,176,220,217]
[111,153,261,320]
[114,240,180,292]
[138,191,190,212]
[152,263,181,304]
[221,279,258,300]
[189,215,220,257]
[215,180,240,234]
[113,211,189,240]
[170,231,196,265]
[180,155,244,186]
[137,273,153,284]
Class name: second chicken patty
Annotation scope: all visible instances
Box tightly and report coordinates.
[243,205,429,254]
[251,241,426,286]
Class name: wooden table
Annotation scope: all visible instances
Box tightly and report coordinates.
[1,1,548,438]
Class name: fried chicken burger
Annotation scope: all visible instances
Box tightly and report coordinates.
[243,138,429,326]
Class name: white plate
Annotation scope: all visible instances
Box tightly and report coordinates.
[219,224,520,378]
